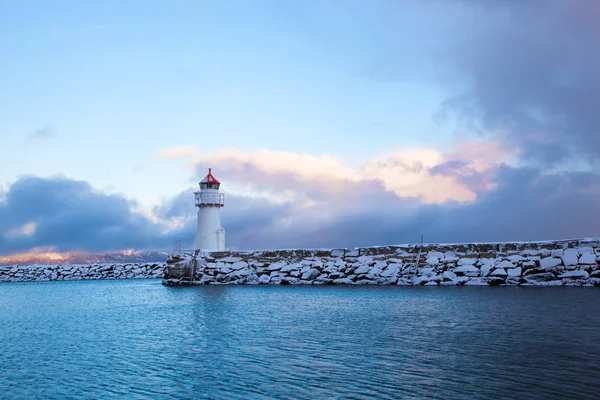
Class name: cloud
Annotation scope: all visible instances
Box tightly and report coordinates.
[157,145,199,159]
[29,126,54,140]
[435,0,600,167]
[191,141,511,204]
[0,175,187,254]
[1,158,599,256]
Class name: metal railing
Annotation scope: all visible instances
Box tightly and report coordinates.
[194,192,224,207]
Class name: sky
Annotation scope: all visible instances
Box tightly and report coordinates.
[1,0,600,256]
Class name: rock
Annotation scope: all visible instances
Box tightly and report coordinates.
[464,278,488,286]
[496,260,515,270]
[380,266,399,278]
[427,251,444,259]
[540,257,562,269]
[457,258,476,266]
[230,261,248,270]
[425,257,439,266]
[507,267,522,277]
[490,268,507,277]
[220,256,242,263]
[479,262,494,277]
[301,268,320,280]
[442,271,457,280]
[578,253,597,265]
[329,249,343,257]
[558,270,589,279]
[561,249,579,267]
[327,272,345,280]
[266,262,286,271]
[280,277,300,285]
[333,278,354,285]
[454,265,480,277]
[280,263,301,273]
[258,275,271,284]
[345,249,359,257]
[507,255,525,263]
[486,277,505,286]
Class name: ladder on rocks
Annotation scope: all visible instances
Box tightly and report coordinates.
[411,235,424,284]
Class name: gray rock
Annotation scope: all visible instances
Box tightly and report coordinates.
[301,268,320,280]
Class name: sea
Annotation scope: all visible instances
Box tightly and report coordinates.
[1,279,599,399]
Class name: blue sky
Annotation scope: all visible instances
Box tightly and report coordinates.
[1,0,451,205]
[1,0,600,256]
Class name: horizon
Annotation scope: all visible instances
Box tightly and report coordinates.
[2,0,600,257]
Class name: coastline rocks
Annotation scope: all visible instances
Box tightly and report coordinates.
[162,238,600,287]
[1,263,166,283]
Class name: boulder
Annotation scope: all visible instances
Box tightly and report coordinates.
[578,253,597,265]
[558,270,589,279]
[301,268,320,280]
[457,258,476,266]
[561,249,579,267]
[443,271,457,280]
[454,265,480,277]
[540,257,561,269]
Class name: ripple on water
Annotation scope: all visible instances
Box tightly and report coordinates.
[1,282,600,399]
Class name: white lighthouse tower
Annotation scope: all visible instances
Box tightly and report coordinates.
[194,168,225,251]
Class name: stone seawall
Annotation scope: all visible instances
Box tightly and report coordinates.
[163,239,600,287]
[0,263,166,283]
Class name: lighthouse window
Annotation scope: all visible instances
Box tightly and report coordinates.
[208,183,220,189]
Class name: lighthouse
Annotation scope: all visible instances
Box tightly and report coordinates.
[194,168,225,251]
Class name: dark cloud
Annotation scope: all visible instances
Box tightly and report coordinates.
[1,166,599,256]
[438,0,600,166]
[0,176,184,254]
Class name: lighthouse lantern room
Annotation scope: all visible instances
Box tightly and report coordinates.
[194,168,225,251]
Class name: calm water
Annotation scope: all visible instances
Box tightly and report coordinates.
[1,280,599,399]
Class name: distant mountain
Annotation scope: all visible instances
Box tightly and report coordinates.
[0,250,170,266]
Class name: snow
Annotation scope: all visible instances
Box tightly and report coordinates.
[457,258,476,266]
[495,260,515,270]
[443,271,457,280]
[507,267,522,277]
[558,270,589,279]
[540,257,562,269]
[578,253,597,265]
[454,265,480,274]
[561,249,579,266]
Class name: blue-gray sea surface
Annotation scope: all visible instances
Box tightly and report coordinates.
[1,280,599,399]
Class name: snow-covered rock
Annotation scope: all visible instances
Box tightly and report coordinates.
[540,257,562,269]
[578,253,597,265]
[454,265,480,277]
[558,270,589,279]
[561,249,579,267]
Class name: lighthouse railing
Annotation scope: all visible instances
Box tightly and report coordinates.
[195,192,225,207]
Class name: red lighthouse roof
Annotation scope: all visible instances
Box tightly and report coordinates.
[200,168,220,184]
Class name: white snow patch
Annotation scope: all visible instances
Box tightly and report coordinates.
[561,249,579,266]
[540,257,561,269]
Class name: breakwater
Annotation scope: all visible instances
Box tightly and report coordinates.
[0,263,165,283]
[163,238,600,286]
